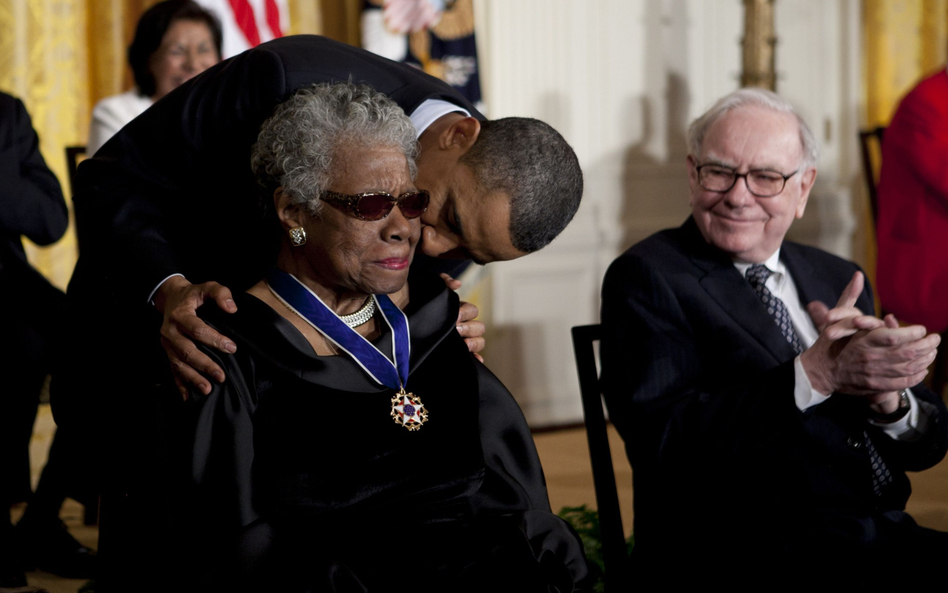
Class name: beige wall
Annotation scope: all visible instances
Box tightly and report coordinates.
[470,0,863,425]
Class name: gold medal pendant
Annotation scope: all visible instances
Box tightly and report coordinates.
[391,388,428,431]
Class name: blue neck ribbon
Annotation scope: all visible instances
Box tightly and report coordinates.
[266,268,410,390]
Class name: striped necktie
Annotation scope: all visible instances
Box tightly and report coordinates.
[745,264,804,355]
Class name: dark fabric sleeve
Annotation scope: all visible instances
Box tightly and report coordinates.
[833,272,948,475]
[0,96,67,245]
[187,347,261,531]
[472,363,591,590]
[473,362,552,513]
[599,252,802,468]
[180,344,272,587]
[873,383,948,473]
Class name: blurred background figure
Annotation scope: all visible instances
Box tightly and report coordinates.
[876,66,948,338]
[194,0,287,59]
[361,0,482,110]
[87,0,223,155]
[0,91,76,590]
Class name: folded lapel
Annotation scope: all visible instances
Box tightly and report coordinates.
[700,266,798,365]
[679,218,799,365]
[780,243,838,312]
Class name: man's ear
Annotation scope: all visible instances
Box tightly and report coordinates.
[274,188,304,230]
[686,155,699,200]
[438,116,481,152]
[795,167,818,219]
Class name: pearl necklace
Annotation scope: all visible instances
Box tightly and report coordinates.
[338,295,377,328]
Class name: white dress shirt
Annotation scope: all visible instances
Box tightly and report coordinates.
[88,90,153,155]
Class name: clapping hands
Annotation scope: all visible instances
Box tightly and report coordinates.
[801,271,939,398]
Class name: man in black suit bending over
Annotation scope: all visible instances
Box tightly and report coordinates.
[70,34,582,398]
[601,88,948,582]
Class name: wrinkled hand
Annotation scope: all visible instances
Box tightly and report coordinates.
[441,273,486,362]
[154,276,238,399]
[801,272,938,396]
[805,272,881,334]
[865,314,913,417]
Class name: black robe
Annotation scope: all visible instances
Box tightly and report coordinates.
[178,275,589,592]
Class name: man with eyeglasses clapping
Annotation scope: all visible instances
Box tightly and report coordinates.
[600,88,948,584]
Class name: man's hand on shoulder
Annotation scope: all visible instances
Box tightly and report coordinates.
[801,272,938,396]
[441,273,485,362]
[154,276,239,399]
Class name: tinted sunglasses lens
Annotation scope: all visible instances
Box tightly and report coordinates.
[356,193,396,220]
[398,191,429,218]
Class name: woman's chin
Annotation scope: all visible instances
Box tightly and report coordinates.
[359,268,410,296]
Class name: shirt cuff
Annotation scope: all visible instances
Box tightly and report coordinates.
[869,389,932,441]
[793,355,831,411]
[148,273,185,305]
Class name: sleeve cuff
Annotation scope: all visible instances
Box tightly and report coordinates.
[148,273,185,305]
[794,355,831,411]
[870,389,933,441]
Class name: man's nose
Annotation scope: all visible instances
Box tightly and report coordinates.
[724,175,756,207]
[420,225,458,257]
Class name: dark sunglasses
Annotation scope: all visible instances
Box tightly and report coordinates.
[320,189,430,221]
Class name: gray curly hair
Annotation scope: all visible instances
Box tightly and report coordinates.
[251,82,419,214]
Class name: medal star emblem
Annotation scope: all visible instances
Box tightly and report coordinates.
[391,390,428,431]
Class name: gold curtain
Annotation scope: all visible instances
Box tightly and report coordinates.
[0,0,88,290]
[0,0,160,290]
[861,0,948,293]
[315,0,360,45]
[864,0,948,126]
[0,0,328,291]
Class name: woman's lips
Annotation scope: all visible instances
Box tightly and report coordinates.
[375,257,409,270]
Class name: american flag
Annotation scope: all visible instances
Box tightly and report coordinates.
[195,0,288,58]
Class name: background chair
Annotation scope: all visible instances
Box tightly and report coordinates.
[570,324,629,590]
[858,126,885,225]
[64,145,86,199]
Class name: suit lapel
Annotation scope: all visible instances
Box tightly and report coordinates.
[679,218,800,365]
[780,243,838,311]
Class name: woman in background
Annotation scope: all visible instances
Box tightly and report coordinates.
[87,0,221,154]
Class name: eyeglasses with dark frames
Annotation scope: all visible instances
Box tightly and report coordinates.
[319,189,430,221]
[695,163,799,198]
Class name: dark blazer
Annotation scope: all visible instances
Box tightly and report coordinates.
[71,35,482,307]
[0,91,67,318]
[0,92,67,286]
[600,217,948,577]
[0,91,67,501]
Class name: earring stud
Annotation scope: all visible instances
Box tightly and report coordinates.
[289,227,307,246]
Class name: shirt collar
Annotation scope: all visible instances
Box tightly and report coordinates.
[409,99,472,138]
[733,248,786,287]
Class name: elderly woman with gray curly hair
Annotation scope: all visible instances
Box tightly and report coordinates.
[175,82,589,592]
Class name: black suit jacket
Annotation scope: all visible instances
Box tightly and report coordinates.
[0,91,67,499]
[0,91,67,287]
[71,35,482,306]
[600,217,948,575]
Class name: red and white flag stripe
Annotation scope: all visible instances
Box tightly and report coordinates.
[195,0,288,58]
